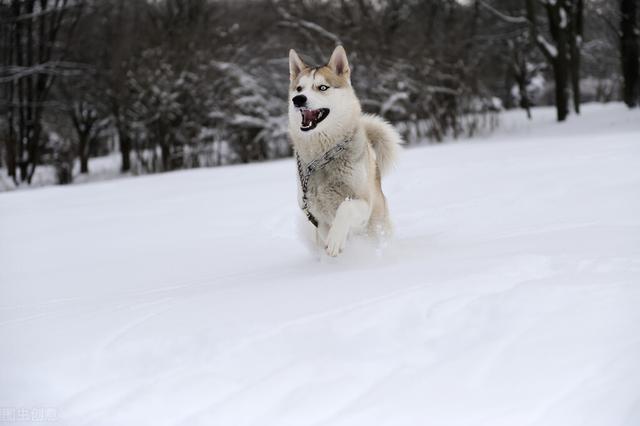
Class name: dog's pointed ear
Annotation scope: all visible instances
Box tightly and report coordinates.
[289,49,306,81]
[327,45,350,76]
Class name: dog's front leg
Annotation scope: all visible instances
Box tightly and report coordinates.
[314,222,330,247]
[325,199,370,256]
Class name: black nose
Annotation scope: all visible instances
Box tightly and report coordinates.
[292,95,307,108]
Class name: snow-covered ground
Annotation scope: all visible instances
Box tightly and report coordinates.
[1,103,639,425]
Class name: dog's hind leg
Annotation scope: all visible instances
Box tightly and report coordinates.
[325,199,370,257]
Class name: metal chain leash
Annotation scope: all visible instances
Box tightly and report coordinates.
[295,136,352,227]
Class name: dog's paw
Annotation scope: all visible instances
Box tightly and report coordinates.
[325,231,346,257]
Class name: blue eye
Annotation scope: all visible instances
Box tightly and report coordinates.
[318,85,329,91]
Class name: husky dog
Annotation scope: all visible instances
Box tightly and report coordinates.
[288,45,402,257]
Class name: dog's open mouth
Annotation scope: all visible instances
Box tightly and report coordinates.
[300,108,330,131]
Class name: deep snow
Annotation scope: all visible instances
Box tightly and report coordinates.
[1,103,639,425]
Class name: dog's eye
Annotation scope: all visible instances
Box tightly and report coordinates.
[318,85,329,91]
[296,86,302,92]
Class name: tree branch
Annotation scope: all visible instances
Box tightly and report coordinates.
[0,61,89,83]
[478,1,528,24]
[276,7,342,45]
[525,0,556,62]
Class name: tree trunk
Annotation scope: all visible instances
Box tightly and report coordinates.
[161,143,170,171]
[526,0,570,122]
[515,67,532,119]
[520,82,532,119]
[19,161,29,183]
[621,0,639,108]
[511,43,532,120]
[79,133,89,174]
[80,156,89,174]
[119,129,131,172]
[5,111,17,184]
[554,61,569,122]
[554,10,569,122]
[569,0,583,114]
[26,123,42,184]
[569,39,581,114]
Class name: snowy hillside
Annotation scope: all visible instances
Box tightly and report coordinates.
[1,103,639,426]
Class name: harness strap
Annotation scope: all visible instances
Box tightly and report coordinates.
[296,137,351,228]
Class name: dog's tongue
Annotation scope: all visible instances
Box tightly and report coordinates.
[302,109,318,126]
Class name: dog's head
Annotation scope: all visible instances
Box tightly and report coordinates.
[288,46,360,137]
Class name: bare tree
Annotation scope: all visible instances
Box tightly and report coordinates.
[0,0,83,184]
[508,37,534,119]
[568,0,584,114]
[525,0,568,121]
[65,93,107,174]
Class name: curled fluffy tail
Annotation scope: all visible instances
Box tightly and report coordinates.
[361,113,403,177]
